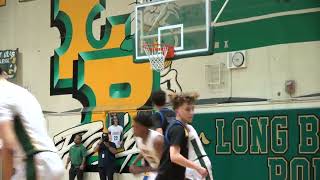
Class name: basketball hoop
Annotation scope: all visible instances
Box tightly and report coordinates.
[143,43,174,72]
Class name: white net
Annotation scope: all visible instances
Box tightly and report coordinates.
[143,44,169,72]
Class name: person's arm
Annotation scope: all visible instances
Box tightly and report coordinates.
[0,121,16,180]
[0,121,17,150]
[132,153,143,166]
[168,125,208,178]
[120,126,124,147]
[0,101,16,180]
[154,135,164,159]
[79,146,87,170]
[65,156,71,169]
[80,157,86,170]
[2,146,13,180]
[170,145,207,177]
[129,135,165,174]
[105,142,117,154]
[0,103,17,151]
[129,153,143,174]
[152,113,163,134]
[94,140,103,153]
[129,153,154,174]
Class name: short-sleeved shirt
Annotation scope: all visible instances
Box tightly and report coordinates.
[98,141,116,168]
[151,108,176,133]
[108,125,123,148]
[0,79,57,158]
[157,120,188,179]
[69,144,87,167]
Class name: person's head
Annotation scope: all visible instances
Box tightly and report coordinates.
[151,90,166,107]
[133,111,153,138]
[102,132,112,142]
[0,67,3,75]
[112,115,119,126]
[169,92,199,123]
[74,134,82,145]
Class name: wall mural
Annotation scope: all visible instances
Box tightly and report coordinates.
[49,0,184,174]
[160,61,183,94]
[53,113,141,173]
[49,0,320,179]
[50,0,158,172]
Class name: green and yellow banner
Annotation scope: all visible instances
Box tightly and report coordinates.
[193,108,320,180]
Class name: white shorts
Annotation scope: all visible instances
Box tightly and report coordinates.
[12,151,64,180]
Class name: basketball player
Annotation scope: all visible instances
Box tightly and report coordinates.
[156,92,208,180]
[151,90,176,134]
[186,124,213,180]
[130,111,163,180]
[0,67,64,180]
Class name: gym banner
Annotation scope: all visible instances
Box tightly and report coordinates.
[0,49,18,79]
[192,108,320,180]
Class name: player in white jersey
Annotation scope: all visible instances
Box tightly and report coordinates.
[0,67,64,180]
[130,111,164,180]
[108,115,123,148]
[186,124,213,180]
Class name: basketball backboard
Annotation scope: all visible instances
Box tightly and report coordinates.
[135,0,212,61]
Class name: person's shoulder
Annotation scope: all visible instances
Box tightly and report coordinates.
[151,112,161,121]
[166,109,176,117]
[135,136,142,146]
[151,111,160,117]
[98,142,105,149]
[168,121,185,133]
[69,144,76,150]
[161,107,175,113]
[150,129,163,137]
[7,81,29,95]
[108,125,114,130]
[0,81,25,102]
[153,133,164,147]
[80,144,87,149]
[170,123,184,130]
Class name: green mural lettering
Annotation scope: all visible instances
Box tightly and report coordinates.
[216,119,231,154]
[250,117,269,154]
[271,116,288,154]
[298,115,319,154]
[232,118,248,154]
[312,158,320,180]
[290,158,310,180]
[268,157,288,180]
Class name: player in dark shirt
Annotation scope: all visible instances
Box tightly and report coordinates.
[156,92,208,180]
[151,90,176,134]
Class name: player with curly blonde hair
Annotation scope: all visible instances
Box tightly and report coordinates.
[156,92,208,180]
